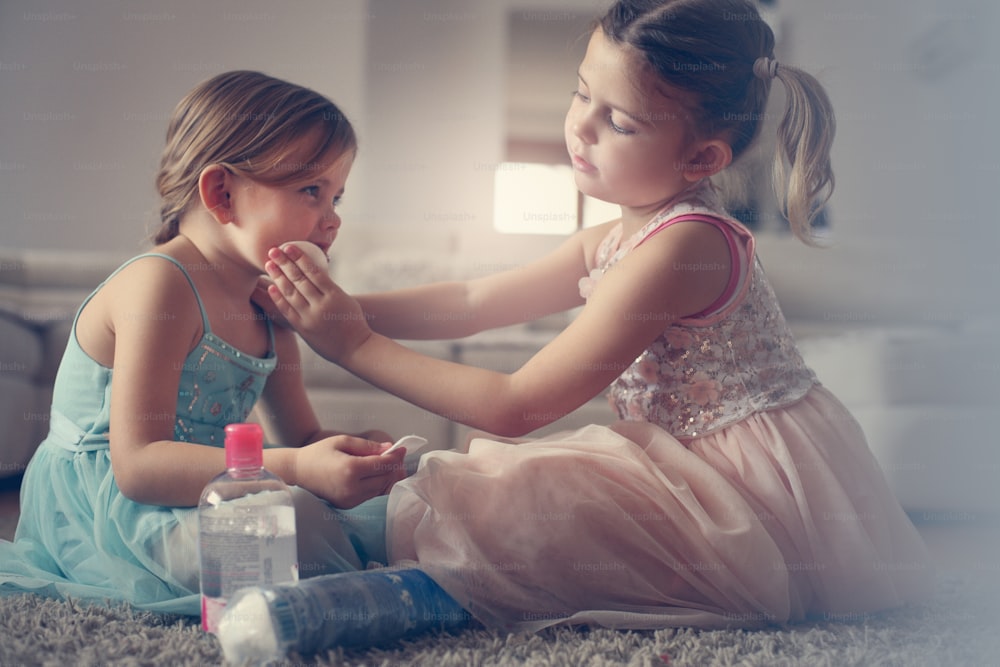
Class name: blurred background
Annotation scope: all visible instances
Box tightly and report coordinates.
[0,0,996,319]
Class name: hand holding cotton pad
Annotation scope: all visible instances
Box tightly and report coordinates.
[382,434,429,456]
[280,241,329,267]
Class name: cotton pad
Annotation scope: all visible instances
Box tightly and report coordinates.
[382,434,429,456]
[216,590,281,664]
[281,241,329,267]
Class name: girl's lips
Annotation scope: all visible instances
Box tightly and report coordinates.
[315,232,336,255]
[571,153,596,173]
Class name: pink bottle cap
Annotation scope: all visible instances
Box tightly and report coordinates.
[224,423,264,470]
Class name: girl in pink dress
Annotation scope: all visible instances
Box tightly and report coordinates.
[265,0,933,632]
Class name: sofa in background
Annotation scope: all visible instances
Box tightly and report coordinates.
[0,248,128,480]
[1,243,997,516]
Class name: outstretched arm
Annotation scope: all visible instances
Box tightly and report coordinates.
[265,240,596,435]
[268,230,595,342]
[263,220,731,437]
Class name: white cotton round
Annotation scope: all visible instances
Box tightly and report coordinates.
[281,241,329,267]
[216,590,282,664]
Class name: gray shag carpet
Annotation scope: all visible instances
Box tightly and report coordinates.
[1,515,998,667]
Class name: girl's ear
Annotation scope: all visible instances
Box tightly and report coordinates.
[681,140,733,182]
[197,165,235,224]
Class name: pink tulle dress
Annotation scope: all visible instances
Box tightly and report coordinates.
[386,182,934,631]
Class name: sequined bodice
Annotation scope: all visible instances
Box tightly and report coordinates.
[584,183,817,438]
[173,330,275,446]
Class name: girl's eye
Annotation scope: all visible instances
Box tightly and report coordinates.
[609,116,635,136]
[302,185,320,198]
[332,195,343,208]
[572,89,634,136]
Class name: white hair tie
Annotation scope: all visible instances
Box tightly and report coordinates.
[753,56,779,80]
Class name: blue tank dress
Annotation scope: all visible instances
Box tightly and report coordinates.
[0,254,388,615]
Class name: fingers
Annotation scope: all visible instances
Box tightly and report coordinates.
[265,248,306,290]
[265,246,326,303]
[337,448,408,507]
[336,436,393,457]
[266,244,305,280]
[265,283,300,326]
[298,437,407,508]
[264,250,319,327]
[252,276,291,327]
[368,450,409,493]
[271,244,329,280]
[353,443,407,482]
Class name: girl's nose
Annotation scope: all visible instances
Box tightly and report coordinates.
[574,122,595,145]
[570,109,597,145]
[324,208,342,230]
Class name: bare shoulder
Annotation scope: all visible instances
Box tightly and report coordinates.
[77,254,202,365]
[630,217,732,269]
[604,218,733,318]
[104,254,200,317]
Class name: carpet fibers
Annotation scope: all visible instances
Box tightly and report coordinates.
[1,515,997,666]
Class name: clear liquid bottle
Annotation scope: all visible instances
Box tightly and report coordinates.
[216,567,472,663]
[199,423,298,634]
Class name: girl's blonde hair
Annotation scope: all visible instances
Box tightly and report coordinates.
[599,0,835,245]
[153,70,357,244]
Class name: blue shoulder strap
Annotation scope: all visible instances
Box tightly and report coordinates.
[77,252,275,355]
[80,253,211,333]
[140,253,211,333]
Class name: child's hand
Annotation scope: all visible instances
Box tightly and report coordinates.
[356,429,394,443]
[251,276,290,327]
[265,245,371,363]
[294,435,407,509]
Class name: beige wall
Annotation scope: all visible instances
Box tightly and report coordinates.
[0,0,370,252]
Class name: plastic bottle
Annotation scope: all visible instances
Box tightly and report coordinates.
[216,567,472,663]
[199,423,298,634]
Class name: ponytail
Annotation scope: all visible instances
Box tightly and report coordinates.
[771,63,836,245]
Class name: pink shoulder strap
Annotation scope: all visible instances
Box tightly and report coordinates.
[635,213,753,319]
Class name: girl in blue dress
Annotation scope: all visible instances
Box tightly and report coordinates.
[0,71,407,615]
